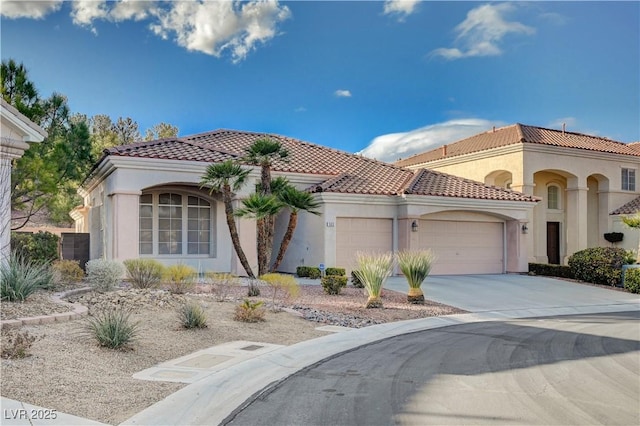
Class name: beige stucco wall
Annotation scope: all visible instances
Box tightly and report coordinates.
[418,144,640,264]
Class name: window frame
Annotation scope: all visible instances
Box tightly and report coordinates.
[622,168,636,191]
[139,191,216,258]
[547,184,561,210]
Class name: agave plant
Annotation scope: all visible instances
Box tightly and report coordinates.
[397,250,436,304]
[354,251,394,308]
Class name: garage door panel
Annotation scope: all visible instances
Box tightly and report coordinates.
[336,218,392,273]
[419,219,504,275]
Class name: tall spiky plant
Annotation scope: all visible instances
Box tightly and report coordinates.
[354,251,394,308]
[397,250,436,304]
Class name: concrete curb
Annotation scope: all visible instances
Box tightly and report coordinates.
[0,287,92,330]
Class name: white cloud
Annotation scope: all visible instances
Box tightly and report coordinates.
[431,3,535,60]
[2,0,290,63]
[295,106,307,112]
[358,118,504,163]
[334,89,352,98]
[383,0,419,21]
[149,0,291,63]
[0,0,63,19]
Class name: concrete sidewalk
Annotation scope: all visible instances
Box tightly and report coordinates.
[122,275,639,426]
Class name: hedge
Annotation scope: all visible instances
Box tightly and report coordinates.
[10,231,59,265]
[528,263,573,279]
[568,247,633,286]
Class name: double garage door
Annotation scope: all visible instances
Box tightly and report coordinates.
[336,217,504,275]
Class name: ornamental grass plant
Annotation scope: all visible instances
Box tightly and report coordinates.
[178,302,208,329]
[1,252,54,301]
[397,249,436,304]
[84,308,139,349]
[354,251,394,308]
[123,259,165,289]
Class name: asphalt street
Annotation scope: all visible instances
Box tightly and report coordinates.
[225,311,640,426]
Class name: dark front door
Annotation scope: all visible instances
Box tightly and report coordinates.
[547,222,560,264]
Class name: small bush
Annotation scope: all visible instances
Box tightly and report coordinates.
[86,259,124,291]
[296,266,321,279]
[123,259,165,289]
[84,308,139,349]
[51,260,85,286]
[205,272,241,301]
[325,267,346,277]
[164,264,197,294]
[321,275,348,295]
[351,270,364,288]
[234,299,266,323]
[260,273,300,309]
[624,268,640,294]
[178,302,208,329]
[568,247,632,286]
[528,263,574,279]
[1,330,38,359]
[1,253,54,301]
[10,231,59,265]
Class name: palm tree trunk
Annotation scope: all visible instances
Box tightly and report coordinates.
[257,217,269,276]
[271,211,297,272]
[223,186,254,278]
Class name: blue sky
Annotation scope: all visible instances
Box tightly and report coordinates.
[2,1,638,162]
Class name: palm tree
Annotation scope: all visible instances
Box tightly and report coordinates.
[271,186,321,272]
[200,160,255,278]
[243,138,288,275]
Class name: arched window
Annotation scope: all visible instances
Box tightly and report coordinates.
[139,192,213,256]
[547,185,560,210]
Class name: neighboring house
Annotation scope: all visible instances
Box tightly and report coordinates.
[395,124,640,264]
[73,129,538,276]
[0,99,47,263]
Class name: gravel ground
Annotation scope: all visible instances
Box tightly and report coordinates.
[0,282,463,425]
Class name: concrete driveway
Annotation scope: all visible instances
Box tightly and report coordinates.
[384,274,640,313]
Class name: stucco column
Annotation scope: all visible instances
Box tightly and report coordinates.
[510,182,536,263]
[110,192,141,262]
[0,155,12,264]
[565,185,588,263]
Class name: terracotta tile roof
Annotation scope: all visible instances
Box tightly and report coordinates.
[97,128,537,202]
[610,196,640,215]
[105,138,236,163]
[395,123,640,167]
[405,169,539,202]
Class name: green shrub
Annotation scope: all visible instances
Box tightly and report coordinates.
[51,260,85,285]
[1,252,54,301]
[321,275,348,295]
[10,231,59,265]
[164,264,197,294]
[325,267,346,277]
[178,303,208,329]
[351,270,364,288]
[296,266,321,279]
[84,308,139,349]
[624,268,640,294]
[568,247,632,286]
[234,299,266,323]
[397,250,436,304]
[528,263,574,279]
[86,259,124,291]
[123,259,165,289]
[354,252,394,308]
[260,273,300,308]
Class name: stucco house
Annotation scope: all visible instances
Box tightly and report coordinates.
[0,99,47,263]
[73,129,539,276]
[395,124,640,264]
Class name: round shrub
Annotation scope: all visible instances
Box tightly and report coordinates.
[86,259,124,291]
[164,264,197,294]
[51,260,85,286]
[123,259,164,289]
[568,247,632,286]
[624,268,640,294]
[10,231,59,265]
[325,267,346,277]
[321,275,347,295]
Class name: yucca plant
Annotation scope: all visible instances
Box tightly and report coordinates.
[84,308,139,349]
[397,250,436,304]
[178,302,208,329]
[1,252,53,301]
[354,252,394,308]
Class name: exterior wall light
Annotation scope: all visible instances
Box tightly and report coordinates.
[411,220,419,232]
[521,224,529,234]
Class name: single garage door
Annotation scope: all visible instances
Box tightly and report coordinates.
[336,218,393,272]
[419,219,504,275]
